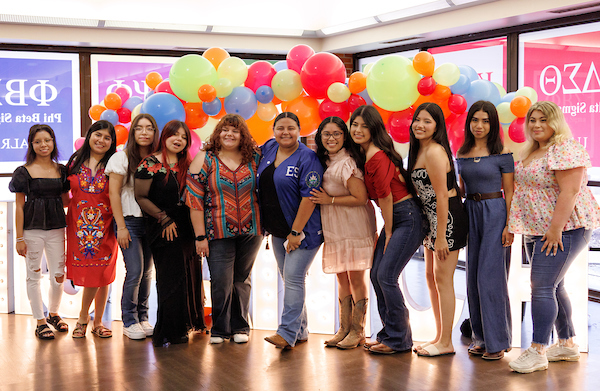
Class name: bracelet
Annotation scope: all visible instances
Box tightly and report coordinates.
[331,197,335,204]
[16,237,25,243]
[159,214,168,222]
[117,227,128,231]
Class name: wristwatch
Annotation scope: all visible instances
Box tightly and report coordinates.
[290,230,301,237]
[195,235,206,241]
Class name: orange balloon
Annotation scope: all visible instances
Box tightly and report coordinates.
[246,112,275,145]
[348,72,367,94]
[184,102,209,129]
[210,98,227,119]
[202,47,230,70]
[104,93,122,110]
[88,104,106,121]
[413,51,435,77]
[432,85,451,101]
[198,84,217,102]
[272,96,283,106]
[115,125,129,146]
[285,96,321,136]
[373,104,393,125]
[411,95,451,118]
[510,96,531,118]
[146,72,163,90]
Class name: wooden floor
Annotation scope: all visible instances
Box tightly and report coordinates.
[1,311,600,391]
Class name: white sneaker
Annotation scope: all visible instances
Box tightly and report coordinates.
[210,336,224,344]
[508,347,549,374]
[123,323,146,340]
[546,342,580,362]
[233,334,249,344]
[139,321,154,337]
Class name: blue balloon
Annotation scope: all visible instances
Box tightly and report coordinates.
[224,86,257,120]
[358,89,373,106]
[123,96,143,111]
[145,90,154,99]
[463,80,501,108]
[274,61,288,72]
[501,92,516,103]
[100,109,119,126]
[450,74,470,95]
[203,98,222,116]
[140,92,185,131]
[256,86,274,104]
[459,65,480,83]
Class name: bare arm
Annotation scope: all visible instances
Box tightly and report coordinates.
[309,176,368,207]
[285,197,316,253]
[378,192,394,253]
[109,173,131,249]
[15,193,27,256]
[426,146,451,261]
[501,172,514,247]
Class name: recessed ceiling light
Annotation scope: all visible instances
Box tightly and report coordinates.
[211,26,304,36]
[321,17,379,35]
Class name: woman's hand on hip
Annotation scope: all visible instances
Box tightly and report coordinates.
[541,228,563,256]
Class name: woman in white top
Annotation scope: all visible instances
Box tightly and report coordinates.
[106,114,159,340]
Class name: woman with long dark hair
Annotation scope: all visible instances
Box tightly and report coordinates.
[456,100,514,360]
[310,116,377,349]
[10,124,70,339]
[135,120,205,347]
[408,102,468,357]
[349,105,424,354]
[66,120,118,338]
[106,114,159,340]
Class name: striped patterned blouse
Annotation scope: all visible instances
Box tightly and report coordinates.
[184,150,261,241]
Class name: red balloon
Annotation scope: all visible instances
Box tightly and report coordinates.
[448,94,467,115]
[115,125,129,146]
[417,77,436,96]
[319,99,349,122]
[388,109,414,143]
[509,117,527,143]
[117,107,132,124]
[348,94,367,114]
[447,112,467,155]
[245,61,277,93]
[300,52,346,99]
[286,45,315,74]
[114,86,130,104]
[155,80,174,95]
[184,102,209,129]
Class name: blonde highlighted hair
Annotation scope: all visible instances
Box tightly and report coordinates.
[521,101,572,160]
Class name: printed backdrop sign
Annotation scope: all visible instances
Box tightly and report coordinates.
[0,51,80,173]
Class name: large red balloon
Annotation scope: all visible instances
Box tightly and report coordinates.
[300,53,346,99]
[286,45,315,74]
[245,61,277,93]
[417,77,436,96]
[447,112,467,155]
[508,117,527,143]
[348,94,367,114]
[117,107,132,124]
[388,109,414,143]
[448,94,467,115]
[319,99,349,122]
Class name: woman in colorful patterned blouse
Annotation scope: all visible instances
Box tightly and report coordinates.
[185,114,262,345]
[66,120,118,338]
[135,120,205,347]
[507,101,600,374]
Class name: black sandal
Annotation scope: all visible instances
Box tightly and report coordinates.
[47,315,69,332]
[35,324,55,340]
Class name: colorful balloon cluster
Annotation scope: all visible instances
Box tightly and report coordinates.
[87,46,538,155]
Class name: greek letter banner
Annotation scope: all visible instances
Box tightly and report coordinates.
[0,51,80,173]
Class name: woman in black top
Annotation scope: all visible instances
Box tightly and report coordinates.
[9,124,71,339]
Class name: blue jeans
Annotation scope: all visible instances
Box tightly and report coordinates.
[207,234,263,337]
[371,198,424,351]
[119,217,153,327]
[525,228,591,345]
[271,236,320,346]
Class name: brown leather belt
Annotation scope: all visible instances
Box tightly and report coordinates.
[466,191,503,201]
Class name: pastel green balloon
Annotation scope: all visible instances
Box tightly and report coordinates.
[433,63,460,86]
[217,57,248,87]
[493,82,507,98]
[215,78,233,98]
[271,69,303,102]
[363,63,374,75]
[516,86,538,104]
[366,55,420,112]
[169,54,218,103]
[131,103,142,119]
[497,102,516,124]
[327,82,351,103]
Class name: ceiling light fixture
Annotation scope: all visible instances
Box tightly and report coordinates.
[104,20,207,32]
[321,17,379,35]
[0,14,98,27]
[211,26,304,36]
[377,0,450,22]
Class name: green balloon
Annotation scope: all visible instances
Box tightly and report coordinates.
[169,54,218,103]
[366,55,420,112]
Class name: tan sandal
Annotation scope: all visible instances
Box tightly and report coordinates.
[91,325,112,338]
[72,321,88,338]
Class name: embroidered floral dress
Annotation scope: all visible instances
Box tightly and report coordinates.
[66,165,118,287]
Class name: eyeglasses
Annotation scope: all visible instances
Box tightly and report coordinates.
[134,126,155,133]
[322,131,343,140]
[32,138,53,146]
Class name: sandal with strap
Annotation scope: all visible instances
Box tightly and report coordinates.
[35,324,55,340]
[92,325,113,338]
[72,320,88,339]
[46,315,69,332]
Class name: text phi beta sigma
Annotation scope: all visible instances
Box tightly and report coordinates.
[0,79,63,126]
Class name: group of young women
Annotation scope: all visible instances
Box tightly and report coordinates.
[11,98,600,374]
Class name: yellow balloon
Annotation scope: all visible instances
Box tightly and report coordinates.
[366,55,420,112]
[217,57,248,87]
[271,69,303,102]
[516,86,538,104]
[327,82,351,103]
[194,117,219,142]
[131,103,142,119]
[215,78,233,98]
[497,102,516,124]
[257,102,278,122]
[493,82,507,98]
[393,140,409,158]
[363,63,374,75]
[433,63,460,86]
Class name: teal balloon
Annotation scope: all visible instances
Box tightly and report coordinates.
[169,54,218,103]
[366,55,420,112]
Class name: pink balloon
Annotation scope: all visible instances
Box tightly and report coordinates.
[388,109,414,143]
[189,130,202,158]
[509,117,527,143]
[155,80,186,105]
[286,45,315,74]
[300,52,346,99]
[74,137,85,150]
[117,107,132,124]
[348,94,367,114]
[245,61,277,93]
[319,99,349,121]
[114,86,131,103]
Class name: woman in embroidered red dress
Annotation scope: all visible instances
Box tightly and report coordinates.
[66,120,118,338]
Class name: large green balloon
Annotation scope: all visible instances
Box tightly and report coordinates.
[366,55,420,112]
[169,54,218,103]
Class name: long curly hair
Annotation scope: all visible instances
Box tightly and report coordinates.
[157,120,191,191]
[203,114,258,164]
[315,116,365,172]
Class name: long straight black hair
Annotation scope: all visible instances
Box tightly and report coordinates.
[315,116,365,172]
[67,120,117,175]
[124,114,159,185]
[25,124,59,165]
[457,100,504,156]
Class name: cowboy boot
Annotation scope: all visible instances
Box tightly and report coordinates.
[324,295,353,347]
[337,298,368,349]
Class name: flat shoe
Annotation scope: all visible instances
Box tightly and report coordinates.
[46,315,69,332]
[264,334,290,349]
[72,320,88,339]
[413,342,431,353]
[364,340,380,349]
[35,324,55,340]
[417,344,455,357]
[91,325,112,338]
[369,343,399,355]
[482,350,506,360]
[468,345,486,356]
